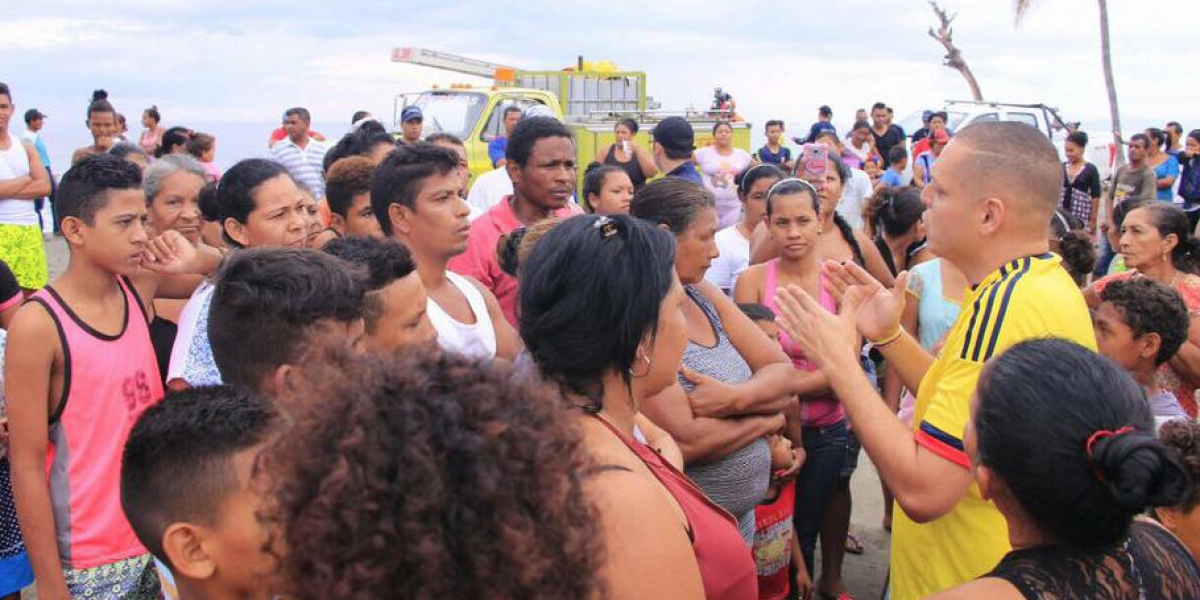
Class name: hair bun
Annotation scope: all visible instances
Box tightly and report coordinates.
[1090,432,1190,511]
[92,89,108,102]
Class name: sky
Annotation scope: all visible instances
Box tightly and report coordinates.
[6,0,1199,169]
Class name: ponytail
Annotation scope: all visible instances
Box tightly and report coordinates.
[866,186,925,240]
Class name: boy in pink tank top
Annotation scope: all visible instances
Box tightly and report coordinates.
[5,155,221,600]
[122,386,280,600]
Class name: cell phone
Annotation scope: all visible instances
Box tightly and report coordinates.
[802,144,828,179]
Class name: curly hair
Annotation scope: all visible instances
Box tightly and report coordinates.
[1050,210,1096,286]
[1159,419,1200,511]
[263,347,605,600]
[1099,277,1191,365]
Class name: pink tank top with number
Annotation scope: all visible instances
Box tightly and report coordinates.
[29,276,163,569]
[762,259,845,427]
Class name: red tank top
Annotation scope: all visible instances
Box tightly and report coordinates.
[593,414,758,600]
[29,276,163,568]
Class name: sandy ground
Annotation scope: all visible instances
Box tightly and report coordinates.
[32,236,890,600]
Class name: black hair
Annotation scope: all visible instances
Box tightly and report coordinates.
[851,120,870,132]
[321,237,417,333]
[581,163,624,210]
[87,95,116,120]
[185,132,215,158]
[1159,420,1200,512]
[1100,277,1190,365]
[871,102,887,112]
[1166,122,1184,135]
[109,142,149,164]
[369,143,459,237]
[1049,210,1096,285]
[0,82,9,101]
[1067,131,1089,148]
[764,120,784,131]
[1189,130,1200,147]
[505,116,573,167]
[198,181,221,222]
[887,145,908,165]
[764,179,820,218]
[1129,202,1200,275]
[712,120,733,135]
[351,110,371,124]
[143,105,161,124]
[425,132,464,147]
[735,163,784,198]
[824,151,851,184]
[285,107,311,123]
[56,154,142,228]
[929,111,948,123]
[209,247,367,391]
[324,156,375,218]
[1146,128,1168,151]
[975,338,1189,547]
[212,158,292,248]
[630,177,715,235]
[737,302,775,323]
[157,126,193,158]
[498,228,530,278]
[1130,133,1151,149]
[503,105,523,118]
[1113,198,1150,233]
[867,186,925,239]
[520,214,676,410]
[616,118,639,135]
[323,128,396,173]
[121,385,277,567]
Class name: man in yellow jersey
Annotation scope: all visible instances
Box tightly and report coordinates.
[771,121,1096,600]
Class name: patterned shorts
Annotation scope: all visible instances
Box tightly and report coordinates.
[0,224,47,290]
[63,554,162,600]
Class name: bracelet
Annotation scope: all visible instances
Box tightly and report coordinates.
[870,327,904,348]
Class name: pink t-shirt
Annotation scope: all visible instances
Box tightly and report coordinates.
[762,259,844,427]
[694,146,753,230]
[447,196,581,327]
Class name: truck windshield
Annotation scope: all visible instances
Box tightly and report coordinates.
[412,91,487,139]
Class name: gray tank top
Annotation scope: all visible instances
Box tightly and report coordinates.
[679,285,771,543]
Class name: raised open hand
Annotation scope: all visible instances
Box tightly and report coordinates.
[820,259,908,342]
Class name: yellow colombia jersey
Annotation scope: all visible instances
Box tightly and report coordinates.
[890,254,1097,600]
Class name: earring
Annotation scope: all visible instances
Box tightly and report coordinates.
[629,354,652,378]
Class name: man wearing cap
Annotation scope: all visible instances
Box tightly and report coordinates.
[912,110,934,144]
[398,106,424,145]
[22,109,56,234]
[800,105,837,144]
[651,116,702,185]
[269,107,328,199]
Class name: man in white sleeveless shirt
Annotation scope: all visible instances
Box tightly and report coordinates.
[370,143,520,361]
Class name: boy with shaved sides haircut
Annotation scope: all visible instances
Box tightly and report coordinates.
[207,247,367,399]
[121,386,279,600]
[774,121,1097,599]
[6,154,221,600]
[322,236,437,353]
[371,143,520,361]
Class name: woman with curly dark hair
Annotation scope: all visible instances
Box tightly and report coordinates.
[264,347,604,600]
[1156,419,1200,564]
[521,213,758,599]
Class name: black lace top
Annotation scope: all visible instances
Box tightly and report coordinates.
[987,520,1200,600]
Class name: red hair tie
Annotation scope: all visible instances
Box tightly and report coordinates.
[1085,426,1135,482]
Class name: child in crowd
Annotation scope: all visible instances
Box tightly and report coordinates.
[1094,277,1191,430]
[322,236,437,353]
[6,154,218,599]
[876,145,908,189]
[121,386,279,600]
[755,120,793,171]
[739,303,810,600]
[185,133,221,183]
[309,156,382,249]
[207,247,366,399]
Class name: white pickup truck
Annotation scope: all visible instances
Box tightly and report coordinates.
[898,101,1115,179]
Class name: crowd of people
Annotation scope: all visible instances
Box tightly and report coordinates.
[2,77,1200,600]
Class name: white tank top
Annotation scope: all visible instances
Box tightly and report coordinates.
[427,271,497,360]
[0,138,36,226]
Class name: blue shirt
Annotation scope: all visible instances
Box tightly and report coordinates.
[22,130,50,170]
[1155,154,1181,201]
[667,161,704,186]
[804,122,837,144]
[880,168,903,188]
[755,145,792,166]
[488,137,508,167]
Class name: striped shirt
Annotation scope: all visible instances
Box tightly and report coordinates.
[891,253,1097,600]
[269,137,328,199]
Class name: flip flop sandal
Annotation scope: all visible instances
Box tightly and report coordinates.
[845,532,865,555]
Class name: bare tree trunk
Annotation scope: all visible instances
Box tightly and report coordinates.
[928,1,984,101]
[1098,0,1125,167]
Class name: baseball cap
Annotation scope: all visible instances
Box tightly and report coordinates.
[24,109,46,123]
[401,106,423,123]
[819,105,833,117]
[922,110,934,121]
[652,117,695,153]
